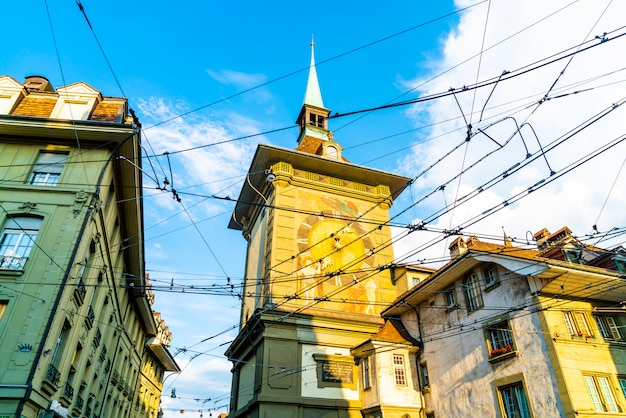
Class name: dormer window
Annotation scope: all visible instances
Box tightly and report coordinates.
[326,145,338,159]
[56,99,91,120]
[51,82,101,121]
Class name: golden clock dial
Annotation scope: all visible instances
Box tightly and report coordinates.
[308,219,366,273]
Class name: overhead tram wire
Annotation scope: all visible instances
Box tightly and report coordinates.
[327,0,584,135]
[135,24,626,162]
[140,1,488,132]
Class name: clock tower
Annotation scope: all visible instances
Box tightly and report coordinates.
[226,42,411,418]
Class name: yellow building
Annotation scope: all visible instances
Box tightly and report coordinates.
[0,75,178,417]
[226,44,412,417]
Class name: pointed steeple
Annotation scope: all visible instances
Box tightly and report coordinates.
[296,37,337,159]
[303,37,325,109]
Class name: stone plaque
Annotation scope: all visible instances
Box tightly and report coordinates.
[321,360,353,383]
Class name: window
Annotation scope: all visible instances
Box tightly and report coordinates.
[584,375,619,412]
[326,145,338,159]
[393,354,407,386]
[483,265,499,287]
[56,99,91,120]
[618,377,626,400]
[29,152,67,186]
[464,273,483,312]
[499,382,531,418]
[487,320,515,358]
[613,257,626,273]
[564,249,583,264]
[444,286,457,309]
[563,311,592,337]
[419,361,430,389]
[362,356,371,390]
[0,301,7,323]
[0,216,42,270]
[594,315,622,340]
[51,320,71,367]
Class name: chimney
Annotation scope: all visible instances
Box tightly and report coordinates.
[534,228,551,250]
[449,236,468,258]
[23,75,54,93]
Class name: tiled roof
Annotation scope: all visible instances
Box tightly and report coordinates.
[295,135,323,154]
[371,318,420,345]
[12,96,56,117]
[89,101,124,122]
[466,238,540,260]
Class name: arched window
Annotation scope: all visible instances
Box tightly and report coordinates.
[0,216,42,270]
[326,145,338,159]
[464,273,483,312]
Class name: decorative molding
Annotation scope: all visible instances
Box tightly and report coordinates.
[73,190,89,218]
[18,202,37,213]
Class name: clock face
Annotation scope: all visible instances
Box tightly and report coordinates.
[297,212,374,280]
[308,219,365,273]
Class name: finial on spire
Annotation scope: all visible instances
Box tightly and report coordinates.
[311,34,315,46]
[303,39,324,109]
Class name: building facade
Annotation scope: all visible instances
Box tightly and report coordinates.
[225,44,413,418]
[383,229,626,417]
[0,75,178,418]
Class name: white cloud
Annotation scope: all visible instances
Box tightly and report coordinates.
[207,69,266,88]
[394,0,626,265]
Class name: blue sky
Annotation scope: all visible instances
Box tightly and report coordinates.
[4,1,626,416]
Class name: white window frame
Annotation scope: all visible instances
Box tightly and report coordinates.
[464,273,484,312]
[362,356,371,390]
[393,354,407,386]
[483,264,499,286]
[594,315,622,340]
[584,375,620,412]
[0,216,42,270]
[29,152,68,186]
[444,286,456,309]
[563,311,592,337]
[487,320,515,357]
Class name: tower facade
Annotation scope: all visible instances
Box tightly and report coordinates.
[226,45,411,418]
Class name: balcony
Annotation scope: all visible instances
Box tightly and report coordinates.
[42,363,61,395]
[74,279,86,305]
[93,328,102,349]
[111,370,119,385]
[61,381,74,403]
[85,305,95,330]
[0,254,27,270]
[75,395,84,411]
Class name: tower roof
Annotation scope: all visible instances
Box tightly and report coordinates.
[303,39,325,109]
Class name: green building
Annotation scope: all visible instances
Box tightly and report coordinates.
[0,75,178,418]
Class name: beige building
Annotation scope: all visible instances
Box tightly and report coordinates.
[384,228,626,417]
[0,75,178,418]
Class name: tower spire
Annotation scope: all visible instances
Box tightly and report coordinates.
[303,35,325,109]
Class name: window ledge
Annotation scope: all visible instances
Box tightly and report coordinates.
[484,281,500,292]
[488,350,517,363]
[445,304,460,313]
[0,268,24,277]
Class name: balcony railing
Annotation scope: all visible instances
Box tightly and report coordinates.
[94,328,102,349]
[45,364,61,386]
[74,279,86,305]
[62,382,74,400]
[85,305,95,330]
[111,370,119,385]
[75,395,84,410]
[0,254,27,270]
